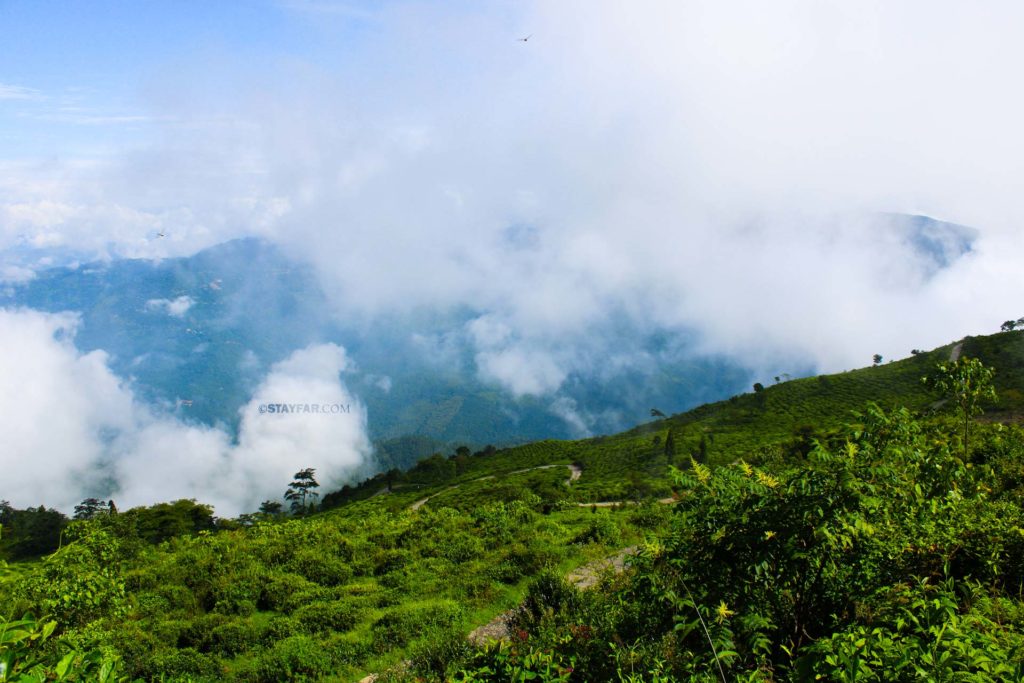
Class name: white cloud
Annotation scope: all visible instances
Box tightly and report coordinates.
[0,265,36,284]
[0,309,134,510]
[0,84,40,101]
[115,343,371,514]
[3,0,1024,394]
[0,308,372,515]
[145,295,194,318]
[548,396,592,439]
[475,346,567,398]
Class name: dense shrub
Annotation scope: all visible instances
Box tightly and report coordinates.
[372,602,464,651]
[571,514,619,545]
[16,524,128,628]
[293,599,361,634]
[176,612,231,652]
[456,408,1024,681]
[262,615,302,643]
[373,548,414,576]
[251,634,334,683]
[288,548,354,586]
[628,501,671,530]
[408,624,473,680]
[106,623,165,679]
[211,619,265,656]
[147,647,219,680]
[324,631,374,666]
[258,572,318,611]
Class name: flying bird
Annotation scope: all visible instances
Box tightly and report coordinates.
[650,408,667,418]
[156,231,166,238]
[518,34,532,42]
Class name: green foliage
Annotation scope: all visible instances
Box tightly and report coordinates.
[1,497,632,682]
[454,406,1024,681]
[16,523,127,629]
[454,638,577,683]
[292,600,361,634]
[250,634,333,683]
[0,503,68,561]
[800,578,1024,681]
[924,357,997,459]
[3,332,1024,682]
[372,602,463,651]
[572,514,620,545]
[72,499,114,522]
[0,613,129,682]
[125,499,215,545]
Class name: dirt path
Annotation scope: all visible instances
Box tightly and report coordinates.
[577,496,675,508]
[950,341,963,362]
[467,546,639,645]
[566,545,638,589]
[359,545,641,680]
[409,485,459,511]
[410,464,580,511]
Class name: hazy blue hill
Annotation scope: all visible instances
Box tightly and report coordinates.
[331,329,1024,509]
[4,238,335,428]
[883,212,976,273]
[0,213,986,468]
[0,239,755,461]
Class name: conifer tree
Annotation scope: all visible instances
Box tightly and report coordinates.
[285,468,320,515]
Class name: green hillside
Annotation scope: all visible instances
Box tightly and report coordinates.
[3,330,1024,681]
[329,331,1024,508]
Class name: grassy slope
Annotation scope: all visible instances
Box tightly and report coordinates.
[271,329,1024,678]
[337,331,1024,508]
[4,330,1021,682]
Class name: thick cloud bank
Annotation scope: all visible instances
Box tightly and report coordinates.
[2,1,1022,381]
[0,308,371,515]
[2,1,1024,507]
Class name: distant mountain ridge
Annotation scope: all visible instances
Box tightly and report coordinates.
[0,238,754,466]
[0,211,979,471]
[332,327,1024,510]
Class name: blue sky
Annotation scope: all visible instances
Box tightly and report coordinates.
[1,0,1023,371]
[0,0,406,157]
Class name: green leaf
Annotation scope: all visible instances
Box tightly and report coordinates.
[54,652,75,679]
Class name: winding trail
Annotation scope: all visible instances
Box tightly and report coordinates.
[578,497,676,507]
[409,464,580,511]
[466,546,639,645]
[360,462,669,681]
[950,341,963,362]
[359,542,649,681]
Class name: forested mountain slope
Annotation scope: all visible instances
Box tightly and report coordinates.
[2,329,1023,682]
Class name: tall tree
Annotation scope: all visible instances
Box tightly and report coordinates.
[923,357,997,460]
[285,468,320,515]
[696,434,709,464]
[258,500,283,516]
[73,498,109,520]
